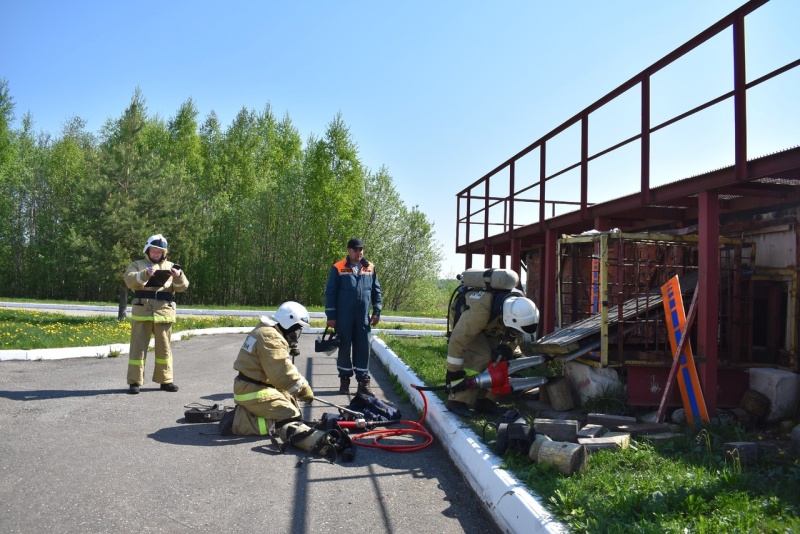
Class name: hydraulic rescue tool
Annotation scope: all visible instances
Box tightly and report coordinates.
[415,355,548,396]
[310,392,434,452]
[313,397,400,430]
[459,355,548,396]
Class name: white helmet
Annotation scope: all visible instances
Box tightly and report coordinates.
[143,234,168,254]
[502,296,540,334]
[273,301,311,331]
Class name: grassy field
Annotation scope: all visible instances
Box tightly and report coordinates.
[3,306,799,532]
[0,307,443,350]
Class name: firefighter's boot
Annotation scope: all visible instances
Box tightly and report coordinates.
[357,377,375,397]
[338,377,350,394]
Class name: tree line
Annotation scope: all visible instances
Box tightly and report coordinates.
[0,80,444,315]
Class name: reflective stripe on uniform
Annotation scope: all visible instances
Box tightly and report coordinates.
[155,357,170,365]
[234,389,273,402]
[257,417,268,435]
[128,359,144,367]
[130,315,175,323]
[447,356,464,366]
[131,315,175,323]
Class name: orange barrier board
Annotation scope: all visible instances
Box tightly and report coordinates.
[661,275,709,424]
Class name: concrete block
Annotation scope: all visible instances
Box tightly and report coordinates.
[534,418,579,442]
[749,368,800,422]
[723,442,760,464]
[577,424,604,439]
[791,424,800,453]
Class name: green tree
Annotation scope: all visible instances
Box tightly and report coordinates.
[76,89,177,317]
[0,85,447,315]
[0,81,16,290]
[247,108,304,305]
[161,98,206,291]
[300,113,367,303]
[33,117,97,299]
[384,206,443,311]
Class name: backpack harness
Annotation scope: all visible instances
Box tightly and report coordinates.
[446,268,524,342]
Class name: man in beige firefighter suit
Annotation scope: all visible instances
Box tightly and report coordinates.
[124,234,189,394]
[221,301,347,457]
[446,291,540,417]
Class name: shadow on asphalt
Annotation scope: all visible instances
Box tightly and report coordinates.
[0,388,126,400]
[148,424,261,446]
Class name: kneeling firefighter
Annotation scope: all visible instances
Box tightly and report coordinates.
[220,301,352,461]
[446,268,541,417]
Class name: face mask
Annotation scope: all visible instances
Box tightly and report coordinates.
[286,327,302,345]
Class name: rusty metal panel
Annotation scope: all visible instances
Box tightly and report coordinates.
[627,365,749,408]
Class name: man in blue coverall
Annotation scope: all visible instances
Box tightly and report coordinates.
[325,237,382,396]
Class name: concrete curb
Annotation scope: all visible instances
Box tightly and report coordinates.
[0,327,255,361]
[371,336,567,534]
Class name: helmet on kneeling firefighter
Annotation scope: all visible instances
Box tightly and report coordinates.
[272,301,310,346]
[502,296,539,336]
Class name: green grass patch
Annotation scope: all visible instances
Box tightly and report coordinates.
[0,308,262,349]
[382,335,800,533]
[0,307,441,350]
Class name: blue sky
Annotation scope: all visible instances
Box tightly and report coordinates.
[2,1,798,278]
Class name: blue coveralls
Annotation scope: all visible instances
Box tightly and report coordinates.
[325,257,382,382]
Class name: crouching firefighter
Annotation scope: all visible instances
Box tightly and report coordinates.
[446,268,542,418]
[219,301,354,464]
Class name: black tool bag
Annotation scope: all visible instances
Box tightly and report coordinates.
[184,403,231,423]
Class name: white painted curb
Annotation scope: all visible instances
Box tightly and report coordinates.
[0,327,253,361]
[371,336,567,534]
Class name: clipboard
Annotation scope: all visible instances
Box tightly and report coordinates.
[144,269,172,288]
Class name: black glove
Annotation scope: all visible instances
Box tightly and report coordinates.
[491,344,514,361]
[446,370,467,393]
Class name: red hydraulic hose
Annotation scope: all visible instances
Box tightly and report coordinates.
[349,385,434,452]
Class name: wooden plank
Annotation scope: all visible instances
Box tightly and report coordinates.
[645,432,681,442]
[586,413,636,429]
[616,423,673,436]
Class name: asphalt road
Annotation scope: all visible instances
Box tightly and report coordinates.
[0,331,500,534]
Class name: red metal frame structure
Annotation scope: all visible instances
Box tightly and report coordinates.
[454,0,800,416]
